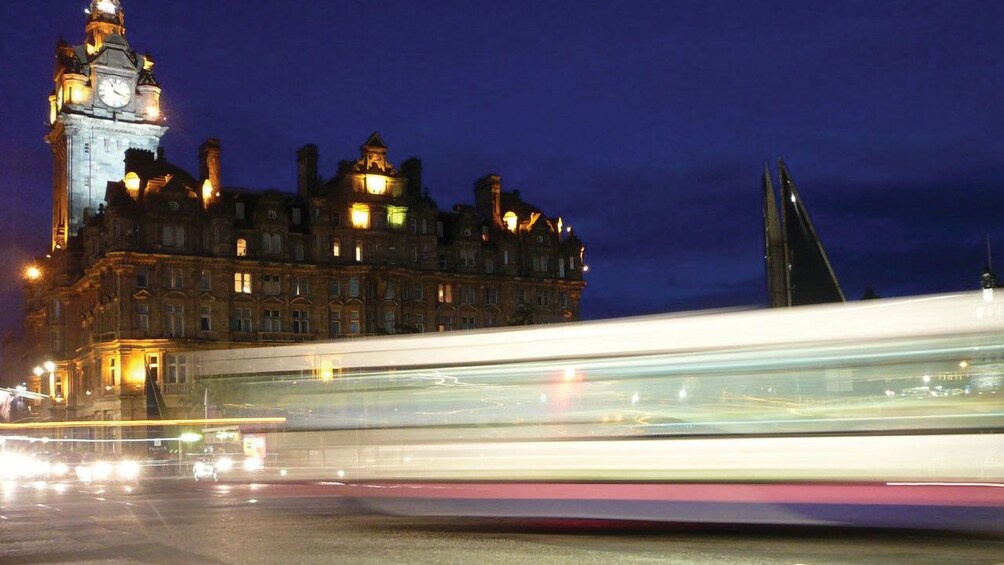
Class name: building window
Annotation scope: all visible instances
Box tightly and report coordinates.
[409,217,417,234]
[355,241,363,262]
[199,270,212,291]
[462,316,475,330]
[568,255,576,270]
[263,274,281,295]
[439,255,448,271]
[559,292,569,308]
[348,277,360,298]
[162,225,185,247]
[231,308,252,332]
[236,238,247,256]
[387,206,407,228]
[167,267,184,289]
[200,306,212,331]
[349,310,361,334]
[351,204,370,228]
[234,272,252,294]
[485,257,495,274]
[517,288,526,304]
[537,291,550,307]
[294,242,305,261]
[292,310,309,334]
[332,239,341,257]
[438,283,453,304]
[503,250,510,265]
[533,255,548,272]
[503,211,518,232]
[460,249,476,268]
[485,287,499,305]
[136,303,149,329]
[263,309,281,332]
[108,357,117,387]
[293,276,309,296]
[165,304,184,337]
[330,279,341,298]
[292,208,302,225]
[165,353,187,384]
[136,267,148,288]
[414,313,425,333]
[461,286,476,304]
[262,233,282,254]
[328,309,342,336]
[332,211,340,227]
[414,284,424,300]
[384,281,396,300]
[383,311,395,334]
[436,221,444,237]
[235,202,245,220]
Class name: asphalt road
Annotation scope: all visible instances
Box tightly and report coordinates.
[0,479,1001,565]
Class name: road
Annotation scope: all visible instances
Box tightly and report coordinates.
[0,479,1000,564]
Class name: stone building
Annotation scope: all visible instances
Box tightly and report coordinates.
[2,0,586,428]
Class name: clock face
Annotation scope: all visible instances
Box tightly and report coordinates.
[98,77,131,108]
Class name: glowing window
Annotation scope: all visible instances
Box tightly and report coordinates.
[351,204,370,229]
[387,206,407,228]
[234,272,252,294]
[332,239,341,257]
[236,238,247,256]
[365,174,387,195]
[355,241,363,262]
[124,172,141,193]
[503,211,518,232]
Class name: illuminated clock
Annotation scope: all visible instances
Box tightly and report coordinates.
[98,77,131,108]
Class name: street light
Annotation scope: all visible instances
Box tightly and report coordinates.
[24,265,42,281]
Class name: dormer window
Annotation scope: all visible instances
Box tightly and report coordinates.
[503,211,518,232]
[365,174,387,195]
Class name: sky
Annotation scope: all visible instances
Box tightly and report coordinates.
[0,0,1002,333]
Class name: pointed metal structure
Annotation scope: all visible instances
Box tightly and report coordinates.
[762,162,787,307]
[762,159,845,306]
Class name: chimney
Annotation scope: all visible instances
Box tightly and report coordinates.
[297,144,318,197]
[474,174,502,229]
[198,138,222,194]
[401,157,422,201]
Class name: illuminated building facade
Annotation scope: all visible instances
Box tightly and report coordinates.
[2,1,586,428]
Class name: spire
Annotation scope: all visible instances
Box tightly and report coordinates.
[777,158,845,305]
[85,0,125,53]
[762,162,787,307]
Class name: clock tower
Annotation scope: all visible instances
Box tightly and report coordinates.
[45,0,167,250]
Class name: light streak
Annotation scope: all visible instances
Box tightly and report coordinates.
[0,417,286,430]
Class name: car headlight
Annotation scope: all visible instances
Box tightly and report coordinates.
[117,460,141,480]
[242,457,263,472]
[216,457,234,472]
[52,462,69,476]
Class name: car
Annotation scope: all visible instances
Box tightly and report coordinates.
[75,456,142,484]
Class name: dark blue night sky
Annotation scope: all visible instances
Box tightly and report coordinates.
[1,0,1002,332]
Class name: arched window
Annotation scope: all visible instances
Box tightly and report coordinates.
[236,238,247,256]
[503,211,518,232]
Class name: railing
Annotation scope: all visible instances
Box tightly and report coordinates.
[162,383,193,395]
